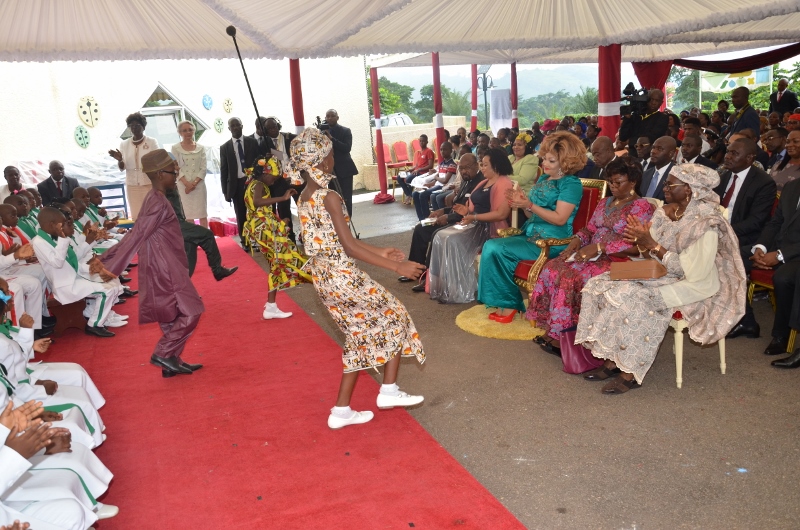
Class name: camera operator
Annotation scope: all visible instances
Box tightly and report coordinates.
[319,109,358,216]
[619,89,669,158]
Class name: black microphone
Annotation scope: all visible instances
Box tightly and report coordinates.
[226,25,236,37]
[226,25,268,153]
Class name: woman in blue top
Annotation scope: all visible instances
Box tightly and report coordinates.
[478,132,586,323]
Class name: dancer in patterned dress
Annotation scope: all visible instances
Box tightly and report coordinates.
[241,157,310,319]
[292,128,427,430]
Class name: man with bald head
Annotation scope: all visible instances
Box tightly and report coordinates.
[640,136,677,200]
[587,136,617,180]
[322,109,358,217]
[770,78,800,116]
[37,161,79,207]
[619,88,669,157]
[728,87,761,139]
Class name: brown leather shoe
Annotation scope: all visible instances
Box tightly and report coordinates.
[583,365,621,381]
[601,375,641,394]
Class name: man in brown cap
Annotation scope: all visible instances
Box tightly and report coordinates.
[100,149,205,377]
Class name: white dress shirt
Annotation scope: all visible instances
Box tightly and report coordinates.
[723,166,750,221]
[232,137,246,179]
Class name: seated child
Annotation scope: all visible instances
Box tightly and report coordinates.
[32,208,123,338]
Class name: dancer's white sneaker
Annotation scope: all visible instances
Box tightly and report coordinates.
[263,305,292,319]
[376,391,424,409]
[327,410,374,429]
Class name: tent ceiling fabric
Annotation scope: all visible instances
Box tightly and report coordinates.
[1,0,800,62]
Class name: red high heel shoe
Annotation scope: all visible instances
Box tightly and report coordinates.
[488,311,499,320]
[494,310,518,324]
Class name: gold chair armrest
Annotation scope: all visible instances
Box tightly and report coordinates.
[527,237,573,286]
[498,227,523,238]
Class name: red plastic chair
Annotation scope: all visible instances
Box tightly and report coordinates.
[386,142,412,198]
[411,138,421,155]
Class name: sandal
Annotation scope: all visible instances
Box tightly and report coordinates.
[535,337,561,357]
[583,365,622,381]
[601,375,641,394]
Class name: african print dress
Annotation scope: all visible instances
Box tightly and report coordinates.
[298,188,425,373]
[242,179,311,291]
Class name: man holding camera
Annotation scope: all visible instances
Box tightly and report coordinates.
[322,109,358,217]
[619,89,669,158]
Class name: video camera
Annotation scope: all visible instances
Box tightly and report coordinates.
[314,116,331,131]
[620,83,650,116]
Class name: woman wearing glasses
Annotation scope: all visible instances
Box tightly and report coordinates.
[108,112,160,220]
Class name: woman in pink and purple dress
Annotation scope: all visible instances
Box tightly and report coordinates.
[526,158,655,352]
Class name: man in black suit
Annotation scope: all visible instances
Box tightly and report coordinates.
[323,109,358,217]
[255,116,302,242]
[619,89,669,157]
[635,136,654,172]
[219,117,258,246]
[751,176,800,367]
[587,137,617,180]
[640,136,676,201]
[769,78,800,117]
[400,154,484,291]
[38,160,80,206]
[716,138,777,340]
[763,127,789,171]
[729,129,770,168]
[680,135,717,169]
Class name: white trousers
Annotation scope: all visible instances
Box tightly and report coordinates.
[84,281,123,328]
[4,275,44,329]
[4,469,97,529]
[1,498,91,530]
[29,362,105,409]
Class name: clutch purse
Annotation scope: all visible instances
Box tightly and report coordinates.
[609,259,667,280]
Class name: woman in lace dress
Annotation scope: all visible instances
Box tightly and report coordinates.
[575,164,746,394]
[171,121,208,227]
[293,128,427,430]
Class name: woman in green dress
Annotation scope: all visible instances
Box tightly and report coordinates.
[477,132,586,323]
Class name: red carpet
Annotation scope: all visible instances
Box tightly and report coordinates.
[41,237,524,529]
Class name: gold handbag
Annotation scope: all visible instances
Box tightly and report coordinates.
[609,259,667,280]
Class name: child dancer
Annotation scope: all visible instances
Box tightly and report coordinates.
[292,129,427,429]
[241,157,310,319]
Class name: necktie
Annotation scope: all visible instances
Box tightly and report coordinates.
[721,174,737,208]
[237,139,246,172]
[56,180,62,194]
[778,91,783,102]
[646,170,660,197]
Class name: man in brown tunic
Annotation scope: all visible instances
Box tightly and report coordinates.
[101,149,205,377]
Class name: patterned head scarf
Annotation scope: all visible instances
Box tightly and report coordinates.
[669,163,720,206]
[289,128,333,187]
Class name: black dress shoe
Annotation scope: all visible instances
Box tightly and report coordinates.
[727,322,760,339]
[114,298,126,305]
[119,276,132,284]
[127,263,138,268]
[771,349,800,369]
[181,362,203,372]
[150,354,192,374]
[398,276,413,282]
[123,287,138,296]
[42,315,57,327]
[34,328,54,340]
[214,266,238,281]
[411,283,426,292]
[85,326,115,338]
[764,336,789,356]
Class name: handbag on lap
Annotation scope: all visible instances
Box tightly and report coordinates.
[609,259,667,280]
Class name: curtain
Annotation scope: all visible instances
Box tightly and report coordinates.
[673,42,800,73]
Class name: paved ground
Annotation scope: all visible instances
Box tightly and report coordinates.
[244,197,800,530]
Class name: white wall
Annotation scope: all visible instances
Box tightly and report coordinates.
[0,56,371,188]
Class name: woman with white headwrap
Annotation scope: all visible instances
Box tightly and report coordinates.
[576,164,746,394]
[292,128,427,430]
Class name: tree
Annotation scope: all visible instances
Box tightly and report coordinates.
[568,86,599,115]
[365,74,416,121]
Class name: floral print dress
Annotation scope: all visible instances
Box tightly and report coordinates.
[298,189,425,372]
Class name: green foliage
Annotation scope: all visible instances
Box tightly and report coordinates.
[516,88,597,127]
[366,75,416,121]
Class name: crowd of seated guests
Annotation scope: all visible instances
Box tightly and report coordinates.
[396,80,800,392]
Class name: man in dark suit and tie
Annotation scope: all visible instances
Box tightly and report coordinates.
[769,78,800,117]
[219,117,258,247]
[587,137,617,180]
[763,127,789,171]
[751,176,800,367]
[714,138,777,340]
[640,136,677,201]
[38,160,80,206]
[680,135,717,169]
[727,87,761,138]
[323,109,358,217]
[635,136,653,173]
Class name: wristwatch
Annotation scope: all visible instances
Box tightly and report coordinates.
[777,249,785,263]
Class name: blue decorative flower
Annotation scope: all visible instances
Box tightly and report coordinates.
[202,94,213,110]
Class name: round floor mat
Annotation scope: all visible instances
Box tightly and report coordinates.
[455,304,546,341]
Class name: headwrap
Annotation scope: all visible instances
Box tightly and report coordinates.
[670,163,720,207]
[289,128,333,187]
[789,113,800,122]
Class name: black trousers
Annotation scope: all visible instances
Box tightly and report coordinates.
[771,260,800,338]
[739,249,758,328]
[408,222,453,266]
[180,220,222,277]
[232,178,248,242]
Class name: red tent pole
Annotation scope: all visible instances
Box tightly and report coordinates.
[370,67,393,204]
[597,45,621,139]
[289,59,305,133]
[471,64,478,132]
[510,62,518,129]
[432,52,445,159]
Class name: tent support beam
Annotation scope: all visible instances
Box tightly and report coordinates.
[370,67,394,204]
[597,45,621,140]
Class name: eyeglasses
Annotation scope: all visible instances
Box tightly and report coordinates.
[607,179,628,187]
[634,143,650,148]
[159,170,178,175]
[663,182,686,189]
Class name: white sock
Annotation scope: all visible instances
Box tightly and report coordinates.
[265,302,278,310]
[380,383,400,396]
[331,406,353,418]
